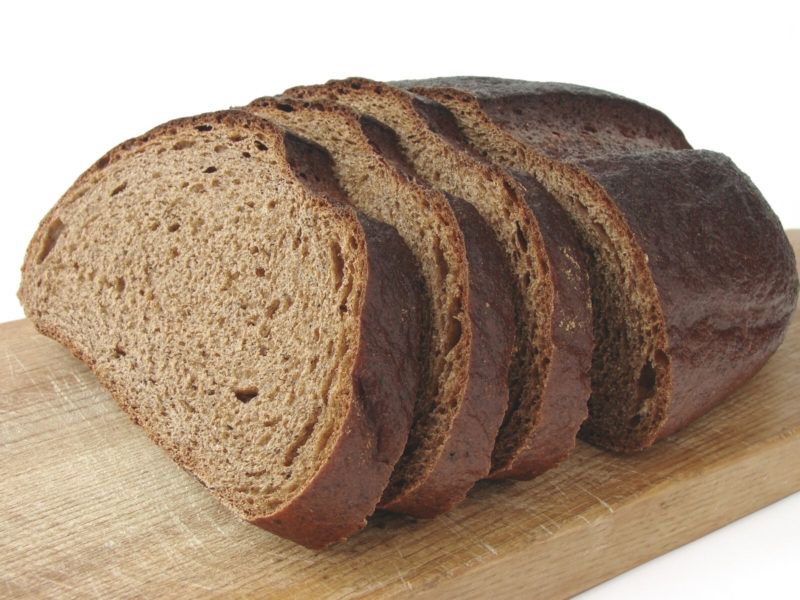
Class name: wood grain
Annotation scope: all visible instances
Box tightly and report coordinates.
[2,231,799,600]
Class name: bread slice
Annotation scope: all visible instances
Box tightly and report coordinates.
[285,79,593,479]
[400,77,691,161]
[245,97,515,516]
[18,110,425,548]
[401,78,799,450]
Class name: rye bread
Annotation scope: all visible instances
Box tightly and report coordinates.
[246,96,515,516]
[285,79,593,479]
[18,110,424,548]
[403,78,799,450]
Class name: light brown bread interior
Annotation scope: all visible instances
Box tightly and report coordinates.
[285,80,585,477]
[246,97,513,515]
[18,111,419,545]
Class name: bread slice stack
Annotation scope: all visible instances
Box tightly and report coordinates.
[246,96,516,517]
[19,78,799,549]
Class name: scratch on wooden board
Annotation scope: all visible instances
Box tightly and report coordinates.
[440,513,498,556]
[2,345,31,388]
[394,564,413,592]
[576,484,615,514]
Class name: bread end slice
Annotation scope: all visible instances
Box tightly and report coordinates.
[19,110,424,548]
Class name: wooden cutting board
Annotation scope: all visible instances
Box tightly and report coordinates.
[2,231,799,600]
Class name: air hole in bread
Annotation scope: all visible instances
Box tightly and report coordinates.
[283,407,321,467]
[432,242,448,282]
[234,387,259,403]
[255,267,265,277]
[190,183,205,193]
[167,223,180,233]
[444,315,463,354]
[636,360,657,401]
[113,343,126,358]
[276,103,294,113]
[195,124,213,132]
[203,166,217,173]
[254,141,268,152]
[110,182,128,196]
[172,140,195,151]
[37,218,65,263]
[515,222,528,252]
[242,151,252,159]
[115,277,125,294]
[329,241,344,291]
[263,299,280,322]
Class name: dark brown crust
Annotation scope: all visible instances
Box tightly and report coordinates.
[490,173,592,479]
[18,110,425,549]
[257,215,424,546]
[382,196,515,516]
[400,77,691,161]
[576,151,798,443]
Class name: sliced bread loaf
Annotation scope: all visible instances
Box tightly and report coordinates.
[402,78,799,450]
[285,79,593,479]
[245,97,515,516]
[18,110,424,548]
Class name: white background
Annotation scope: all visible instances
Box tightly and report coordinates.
[1,1,797,597]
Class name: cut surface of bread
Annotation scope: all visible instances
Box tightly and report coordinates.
[400,77,691,161]
[18,110,424,548]
[285,79,593,479]
[245,97,515,516]
[403,78,799,450]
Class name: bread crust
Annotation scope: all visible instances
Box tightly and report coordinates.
[18,110,425,549]
[401,77,691,161]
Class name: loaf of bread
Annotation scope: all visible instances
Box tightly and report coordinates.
[399,77,799,450]
[246,96,515,517]
[285,79,594,480]
[18,110,425,548]
[18,77,798,549]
